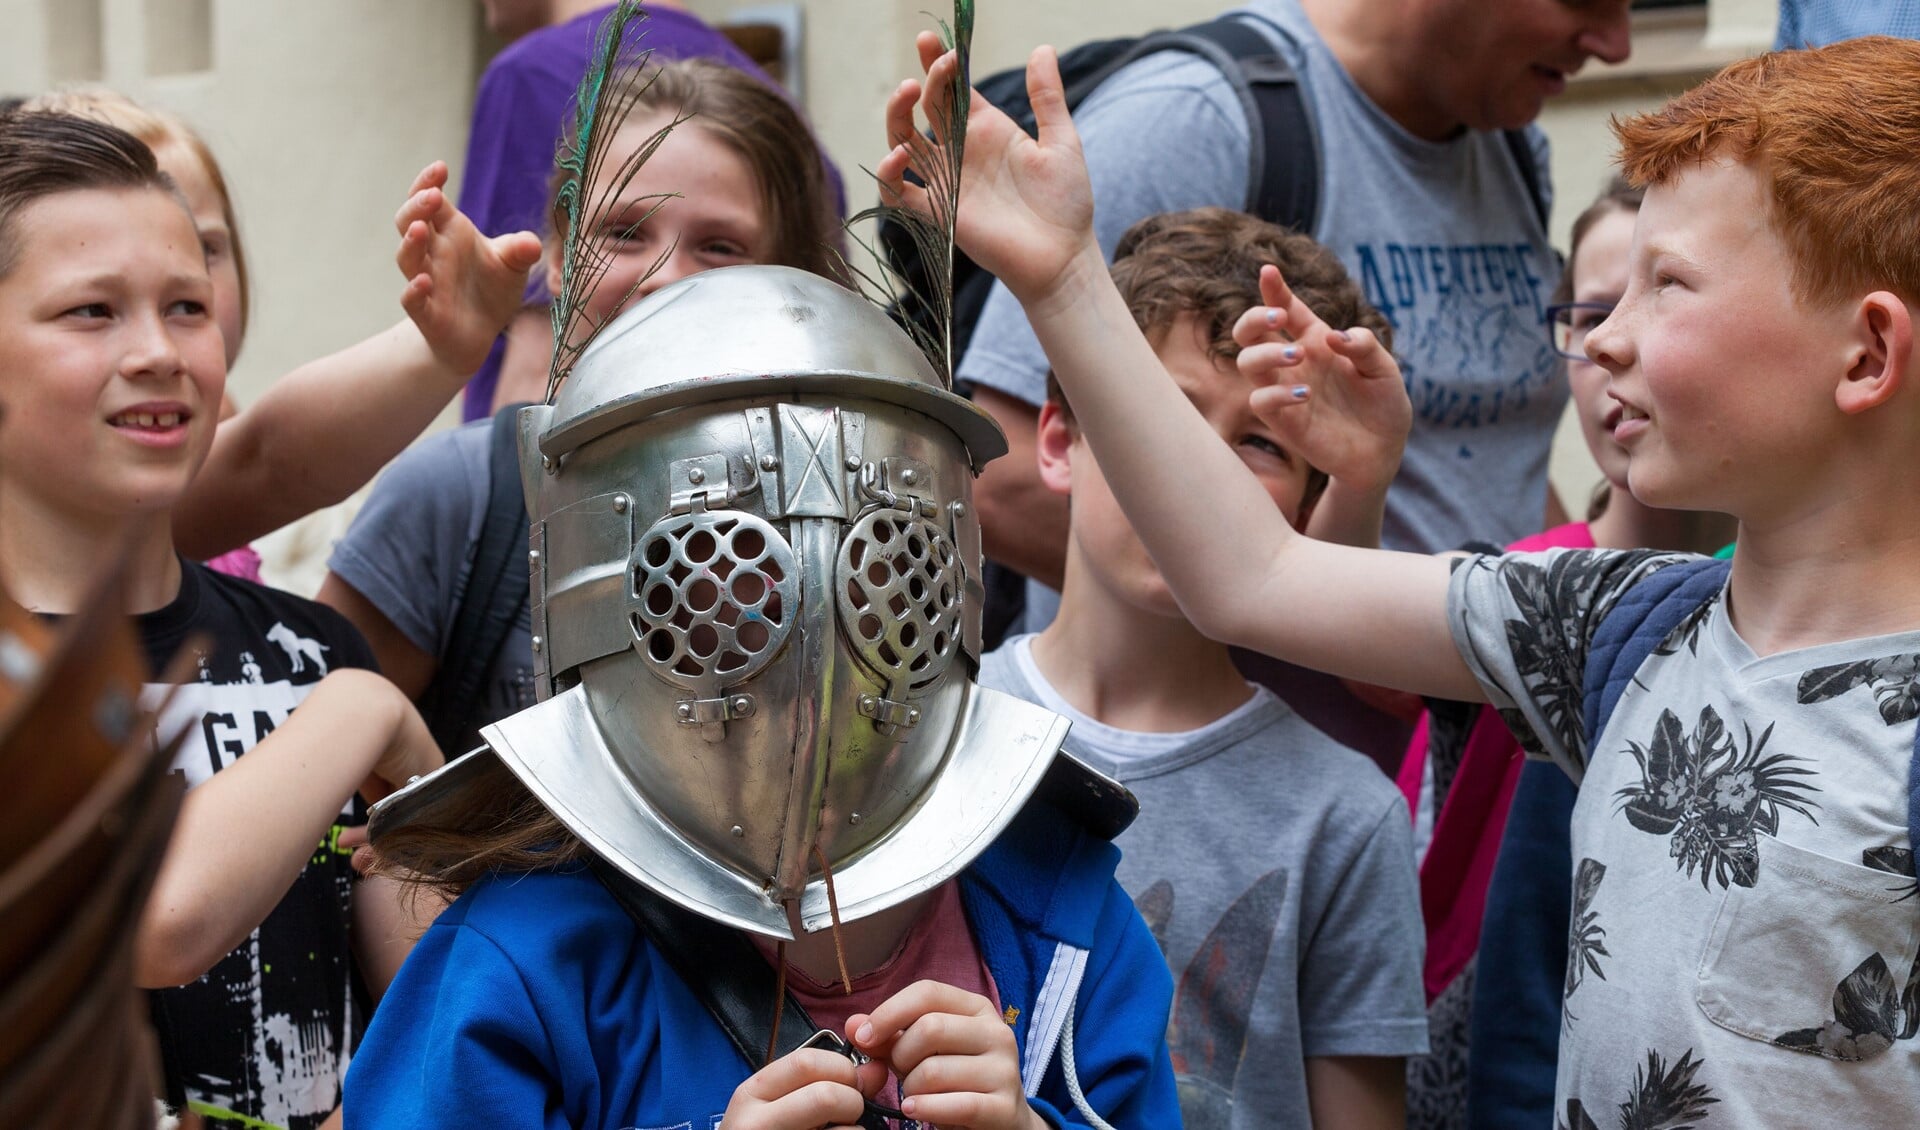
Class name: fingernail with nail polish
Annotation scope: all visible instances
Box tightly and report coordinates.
[1291,386,1309,399]
[1281,345,1301,361]
[1266,310,1280,327]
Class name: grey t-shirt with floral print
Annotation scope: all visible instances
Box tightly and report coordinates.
[1449,548,1920,1128]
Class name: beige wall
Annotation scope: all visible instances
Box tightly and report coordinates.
[0,0,484,407]
[0,0,1778,589]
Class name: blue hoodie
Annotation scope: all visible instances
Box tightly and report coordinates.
[344,800,1178,1128]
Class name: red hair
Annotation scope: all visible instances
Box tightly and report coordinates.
[1613,36,1920,307]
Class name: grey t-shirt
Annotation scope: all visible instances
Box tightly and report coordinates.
[961,0,1563,600]
[1450,548,1920,1126]
[328,420,537,751]
[981,636,1428,1129]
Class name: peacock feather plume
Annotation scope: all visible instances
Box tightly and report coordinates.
[545,0,683,402]
[842,0,973,388]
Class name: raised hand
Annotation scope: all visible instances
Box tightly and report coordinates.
[393,162,544,375]
[877,35,1095,307]
[720,1046,888,1130]
[1233,265,1410,498]
[851,981,1045,1130]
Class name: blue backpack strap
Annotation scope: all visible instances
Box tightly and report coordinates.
[1579,557,1731,755]
[1911,715,1920,873]
[1466,758,1577,1130]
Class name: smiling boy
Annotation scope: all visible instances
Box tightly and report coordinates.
[889,32,1920,1126]
[0,111,441,1130]
[978,207,1426,1129]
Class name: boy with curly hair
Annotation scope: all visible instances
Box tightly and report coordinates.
[980,206,1427,1128]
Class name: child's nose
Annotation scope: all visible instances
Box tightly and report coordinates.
[120,310,186,380]
[635,248,699,300]
[1584,306,1632,372]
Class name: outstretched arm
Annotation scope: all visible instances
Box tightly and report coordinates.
[880,41,1479,701]
[136,669,443,988]
[173,163,542,557]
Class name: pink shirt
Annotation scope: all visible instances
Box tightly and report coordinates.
[1398,521,1594,1002]
[203,546,263,584]
[762,880,999,1108]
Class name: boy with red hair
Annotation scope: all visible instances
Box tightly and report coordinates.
[890,32,1920,1125]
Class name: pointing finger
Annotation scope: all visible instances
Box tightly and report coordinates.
[915,29,945,75]
[1026,46,1077,152]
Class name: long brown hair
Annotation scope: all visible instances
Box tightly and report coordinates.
[548,57,843,280]
[370,759,586,898]
[380,61,849,896]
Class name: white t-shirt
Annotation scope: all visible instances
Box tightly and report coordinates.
[1450,547,1920,1126]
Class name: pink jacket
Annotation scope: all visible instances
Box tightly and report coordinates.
[1397,522,1592,1003]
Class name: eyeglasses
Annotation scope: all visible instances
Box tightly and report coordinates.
[1545,302,1614,362]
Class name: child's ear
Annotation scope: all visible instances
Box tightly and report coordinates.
[1837,292,1913,415]
[1035,399,1076,498]
[544,243,565,299]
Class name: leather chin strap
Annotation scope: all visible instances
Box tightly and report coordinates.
[589,857,900,1128]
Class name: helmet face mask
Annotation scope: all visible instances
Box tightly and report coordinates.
[373,265,1074,938]
[539,391,982,906]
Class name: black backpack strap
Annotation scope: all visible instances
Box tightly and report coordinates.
[1093,17,1321,235]
[589,858,890,1130]
[1176,17,1320,234]
[417,405,534,757]
[1502,127,1552,233]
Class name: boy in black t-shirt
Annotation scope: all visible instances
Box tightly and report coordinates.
[0,112,442,1130]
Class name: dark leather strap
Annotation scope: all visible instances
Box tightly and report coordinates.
[417,404,533,756]
[1502,127,1553,233]
[589,858,890,1130]
[1087,17,1319,234]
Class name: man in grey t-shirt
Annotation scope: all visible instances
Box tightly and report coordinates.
[963,0,1633,628]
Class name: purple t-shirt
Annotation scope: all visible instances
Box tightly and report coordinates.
[458,4,844,419]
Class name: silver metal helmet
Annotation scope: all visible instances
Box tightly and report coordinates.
[371,265,1113,938]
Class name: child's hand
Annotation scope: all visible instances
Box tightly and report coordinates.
[721,1046,887,1130]
[394,161,544,375]
[878,35,1095,308]
[851,981,1045,1130]
[1234,265,1411,498]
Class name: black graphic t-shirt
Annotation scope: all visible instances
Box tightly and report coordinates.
[139,559,378,1130]
[1449,548,1920,1127]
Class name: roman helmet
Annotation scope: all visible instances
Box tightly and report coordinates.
[370,265,1127,937]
